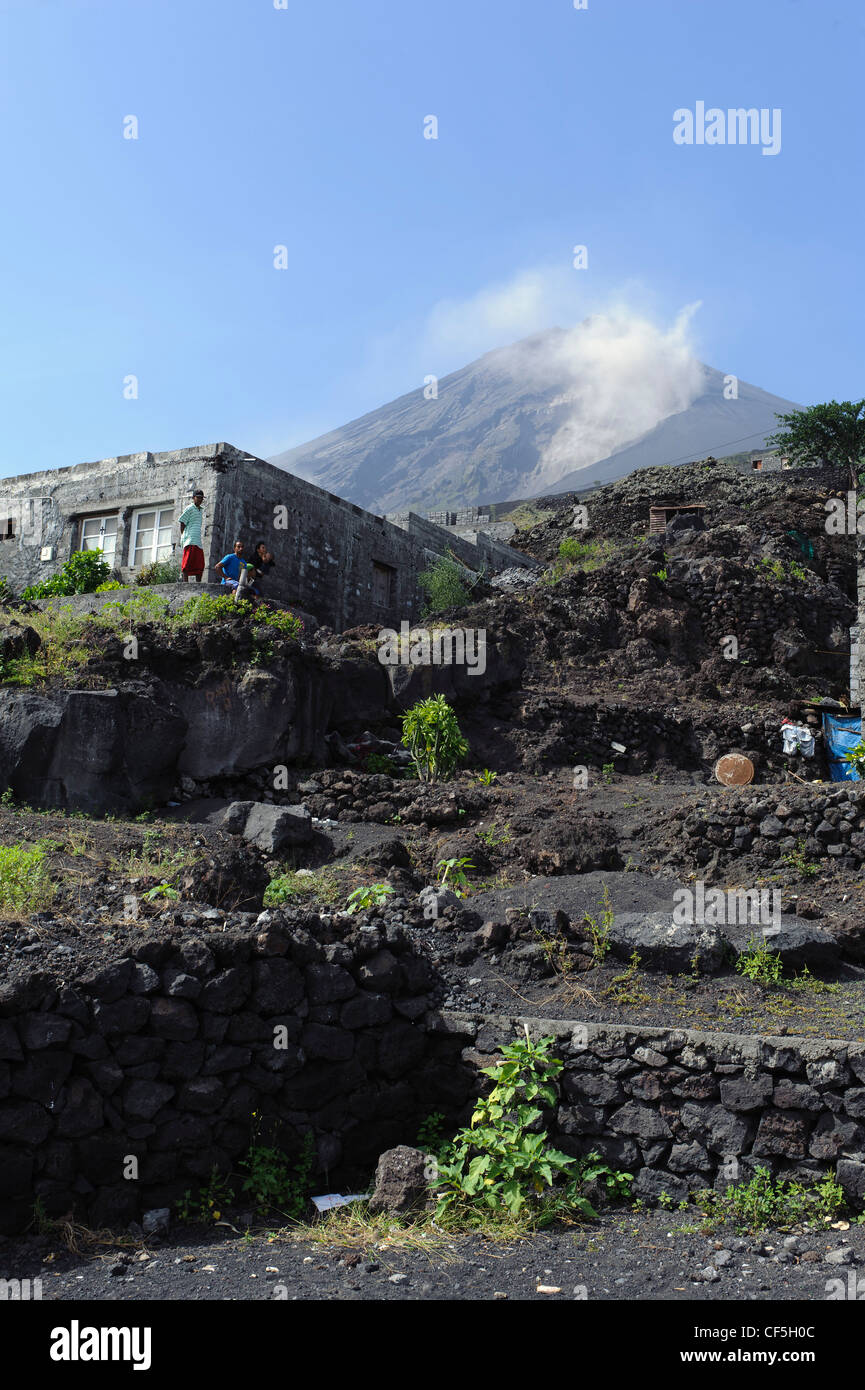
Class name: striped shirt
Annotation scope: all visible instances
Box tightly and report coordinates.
[178,503,204,548]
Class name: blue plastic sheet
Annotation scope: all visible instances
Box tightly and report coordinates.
[822,712,862,781]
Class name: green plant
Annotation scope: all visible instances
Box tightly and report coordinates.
[144,882,179,901]
[239,1122,315,1219]
[171,593,238,626]
[844,739,865,779]
[21,548,111,599]
[574,1151,633,1201]
[583,883,613,964]
[477,821,511,848]
[437,856,474,896]
[433,1028,586,1223]
[400,694,468,783]
[698,1166,846,1233]
[735,935,784,987]
[475,769,497,786]
[780,839,819,877]
[175,1165,234,1224]
[0,841,56,912]
[601,762,615,784]
[346,882,394,913]
[758,556,785,581]
[416,1111,447,1157]
[417,556,471,615]
[364,752,397,776]
[253,607,303,641]
[0,577,14,606]
[94,580,125,593]
[653,567,668,582]
[134,559,181,587]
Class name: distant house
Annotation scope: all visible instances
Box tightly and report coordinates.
[749,449,791,472]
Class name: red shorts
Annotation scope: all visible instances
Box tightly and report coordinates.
[181,544,204,576]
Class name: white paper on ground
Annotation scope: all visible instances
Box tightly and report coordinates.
[311,1193,368,1213]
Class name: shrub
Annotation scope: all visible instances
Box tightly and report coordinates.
[239,1128,315,1219]
[94,580,125,593]
[735,935,784,987]
[171,593,238,627]
[401,694,468,783]
[253,607,303,641]
[0,842,56,912]
[22,549,110,599]
[135,559,180,587]
[698,1166,845,1233]
[418,556,471,615]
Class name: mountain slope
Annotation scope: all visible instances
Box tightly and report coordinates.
[268,331,800,512]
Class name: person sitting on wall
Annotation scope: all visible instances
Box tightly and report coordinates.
[214,539,246,590]
[178,489,206,583]
[250,540,276,599]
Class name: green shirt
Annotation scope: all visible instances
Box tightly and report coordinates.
[178,503,203,548]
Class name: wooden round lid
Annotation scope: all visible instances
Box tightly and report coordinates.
[714,753,755,787]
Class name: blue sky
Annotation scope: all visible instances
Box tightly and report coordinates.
[1,0,862,479]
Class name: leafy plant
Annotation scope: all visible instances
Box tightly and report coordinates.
[432,1029,584,1222]
[417,556,471,615]
[0,841,56,912]
[346,882,394,913]
[582,883,613,964]
[735,935,784,987]
[477,821,511,848]
[400,694,468,783]
[415,1111,447,1158]
[437,856,474,896]
[364,752,397,776]
[601,762,615,784]
[94,580,125,593]
[239,1121,315,1219]
[0,577,14,606]
[175,1165,234,1224]
[171,593,238,626]
[475,768,497,786]
[135,559,181,587]
[844,738,865,779]
[780,839,819,877]
[653,567,668,582]
[144,882,179,901]
[697,1166,846,1233]
[22,548,111,599]
[253,607,303,641]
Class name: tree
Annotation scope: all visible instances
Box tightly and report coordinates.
[765,400,865,488]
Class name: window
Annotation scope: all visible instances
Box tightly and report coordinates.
[372,560,395,607]
[80,514,119,561]
[131,506,174,568]
[1,517,14,541]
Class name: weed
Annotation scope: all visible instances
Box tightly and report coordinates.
[477,821,511,848]
[175,1166,234,1225]
[475,769,498,786]
[735,935,784,988]
[583,883,614,965]
[697,1166,846,1233]
[437,856,474,896]
[0,841,56,912]
[780,840,819,878]
[345,882,394,913]
[601,762,615,784]
[238,1121,315,1220]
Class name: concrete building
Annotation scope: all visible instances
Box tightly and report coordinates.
[0,442,533,632]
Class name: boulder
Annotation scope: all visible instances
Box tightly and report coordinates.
[242,803,312,853]
[368,1145,430,1214]
[0,686,185,815]
[609,912,725,973]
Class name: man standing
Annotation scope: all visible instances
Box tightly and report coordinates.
[178,489,206,583]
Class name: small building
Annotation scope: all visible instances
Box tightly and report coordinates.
[648,502,707,536]
[0,442,533,631]
[749,449,790,472]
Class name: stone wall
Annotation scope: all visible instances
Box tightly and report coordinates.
[0,443,534,632]
[0,914,473,1234]
[435,1013,865,1208]
[669,783,865,872]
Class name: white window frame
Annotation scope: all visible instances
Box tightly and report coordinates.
[130,505,176,569]
[79,513,119,562]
